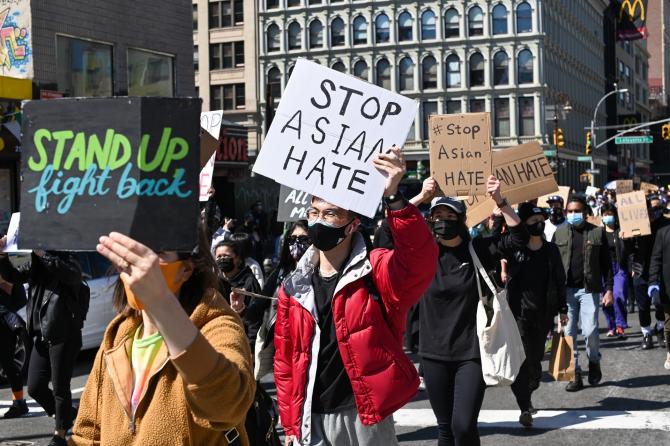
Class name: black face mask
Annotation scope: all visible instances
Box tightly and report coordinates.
[308,220,352,252]
[217,258,236,273]
[550,207,565,224]
[651,207,664,221]
[433,220,462,240]
[526,221,545,236]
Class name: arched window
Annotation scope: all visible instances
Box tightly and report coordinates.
[398,12,413,41]
[287,65,294,80]
[267,24,280,52]
[288,22,302,50]
[421,10,436,40]
[444,8,460,38]
[353,16,367,45]
[469,52,485,86]
[332,61,346,73]
[517,49,533,84]
[422,56,437,89]
[376,58,391,89]
[446,54,461,88]
[353,60,368,80]
[331,18,345,46]
[309,20,323,48]
[399,57,414,91]
[493,51,509,85]
[268,67,281,99]
[492,4,508,35]
[516,2,532,33]
[468,6,484,36]
[375,14,390,43]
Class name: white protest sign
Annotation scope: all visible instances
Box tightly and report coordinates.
[199,153,216,201]
[198,111,223,202]
[3,213,30,253]
[252,59,417,218]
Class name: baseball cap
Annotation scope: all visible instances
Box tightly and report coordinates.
[518,202,546,222]
[546,195,564,205]
[430,197,466,215]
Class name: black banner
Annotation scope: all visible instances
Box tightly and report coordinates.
[615,0,648,41]
[277,185,311,222]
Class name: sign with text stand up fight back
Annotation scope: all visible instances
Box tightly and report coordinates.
[252,58,417,218]
[618,191,651,239]
[429,113,492,197]
[20,97,201,251]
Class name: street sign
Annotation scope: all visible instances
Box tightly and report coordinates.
[577,156,593,162]
[586,169,601,174]
[615,136,653,144]
[544,150,557,157]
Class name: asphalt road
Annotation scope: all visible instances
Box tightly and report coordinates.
[2,311,670,445]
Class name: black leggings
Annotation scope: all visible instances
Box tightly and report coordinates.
[422,357,486,446]
[27,334,81,430]
[0,321,22,392]
[511,318,550,411]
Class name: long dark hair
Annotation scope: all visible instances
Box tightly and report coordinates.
[112,223,219,318]
[277,220,309,272]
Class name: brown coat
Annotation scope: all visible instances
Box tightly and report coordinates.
[69,289,255,446]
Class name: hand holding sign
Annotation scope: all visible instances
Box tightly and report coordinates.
[486,175,503,204]
[372,147,406,197]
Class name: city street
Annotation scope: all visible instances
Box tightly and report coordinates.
[2,312,669,445]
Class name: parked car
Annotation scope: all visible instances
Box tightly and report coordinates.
[0,253,116,382]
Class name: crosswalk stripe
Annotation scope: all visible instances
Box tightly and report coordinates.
[0,387,85,414]
[393,409,670,431]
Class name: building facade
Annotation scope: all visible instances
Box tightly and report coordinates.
[257,0,608,187]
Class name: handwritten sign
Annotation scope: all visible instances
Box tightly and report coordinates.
[618,191,651,238]
[198,111,223,202]
[2,213,29,253]
[640,182,659,195]
[277,185,312,222]
[19,97,201,251]
[538,186,570,209]
[616,179,633,195]
[429,113,492,197]
[252,58,416,218]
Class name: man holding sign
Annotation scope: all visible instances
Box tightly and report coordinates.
[274,148,438,446]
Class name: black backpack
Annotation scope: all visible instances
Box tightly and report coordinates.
[226,385,281,446]
[77,280,90,321]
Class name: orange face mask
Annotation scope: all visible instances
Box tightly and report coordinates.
[122,260,192,311]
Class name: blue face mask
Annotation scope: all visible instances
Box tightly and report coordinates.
[566,212,584,226]
[602,215,616,227]
[469,225,481,239]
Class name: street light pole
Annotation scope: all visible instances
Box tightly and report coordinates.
[589,84,628,186]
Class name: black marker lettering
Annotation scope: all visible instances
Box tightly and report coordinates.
[312,116,329,144]
[338,86,364,116]
[310,79,336,109]
[348,169,369,195]
[281,110,302,138]
[283,146,307,175]
[331,162,351,189]
[306,157,326,185]
[380,102,401,125]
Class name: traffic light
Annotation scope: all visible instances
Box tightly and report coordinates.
[662,123,670,141]
[555,128,565,149]
[579,172,592,184]
[585,131,592,155]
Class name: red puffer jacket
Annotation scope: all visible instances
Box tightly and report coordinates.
[274,205,438,444]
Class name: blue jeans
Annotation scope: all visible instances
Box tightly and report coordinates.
[565,288,601,373]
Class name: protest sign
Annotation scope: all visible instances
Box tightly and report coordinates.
[538,186,570,208]
[199,153,216,202]
[616,179,634,195]
[429,113,492,197]
[640,182,659,194]
[198,111,222,202]
[20,97,201,251]
[2,213,30,253]
[277,185,312,222]
[617,191,651,239]
[585,186,599,198]
[465,142,558,226]
[252,58,416,218]
[587,215,602,227]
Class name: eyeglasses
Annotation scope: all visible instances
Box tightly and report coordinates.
[306,208,349,225]
[288,235,311,245]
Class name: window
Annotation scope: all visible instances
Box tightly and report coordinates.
[331,18,345,46]
[309,0,322,3]
[309,20,323,48]
[516,2,532,33]
[518,97,534,136]
[469,99,485,112]
[399,57,414,91]
[210,42,244,69]
[492,4,507,35]
[422,56,437,89]
[398,12,413,41]
[446,54,461,88]
[287,0,300,6]
[193,4,198,31]
[268,67,281,100]
[288,22,302,50]
[57,36,113,97]
[468,6,484,36]
[376,58,391,89]
[266,0,279,9]
[444,8,460,38]
[422,101,438,139]
[517,49,533,84]
[494,98,510,137]
[469,52,484,86]
[446,100,461,114]
[493,51,508,85]
[267,24,280,52]
[193,47,198,72]
[353,60,368,80]
[209,1,243,28]
[375,14,390,43]
[332,61,346,73]
[421,10,436,40]
[128,49,174,97]
[353,16,367,45]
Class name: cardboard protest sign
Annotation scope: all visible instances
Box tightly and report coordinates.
[538,186,570,208]
[587,215,602,227]
[2,213,30,253]
[252,58,416,218]
[20,97,201,251]
[465,142,558,226]
[429,113,492,197]
[277,185,312,222]
[640,182,659,194]
[617,191,651,239]
[616,179,634,195]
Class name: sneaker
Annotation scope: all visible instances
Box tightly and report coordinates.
[47,435,67,446]
[588,361,602,385]
[3,399,28,419]
[665,353,670,371]
[616,327,626,340]
[418,377,426,392]
[641,334,654,350]
[606,330,615,337]
[519,410,533,428]
[565,373,584,392]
